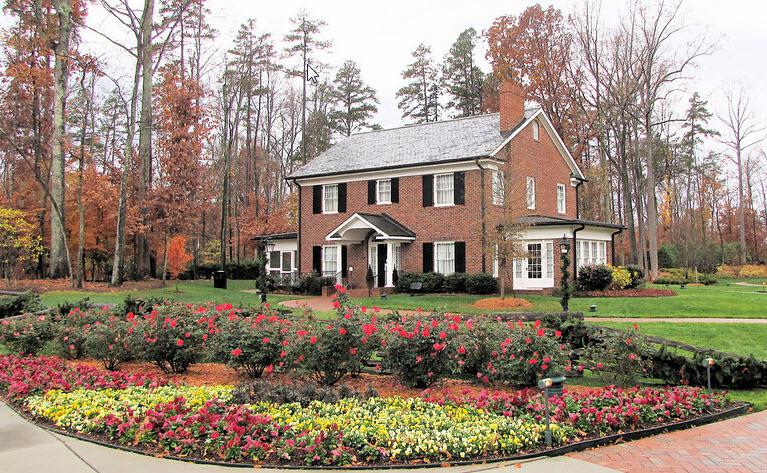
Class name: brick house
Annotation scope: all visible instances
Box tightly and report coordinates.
[278,82,623,292]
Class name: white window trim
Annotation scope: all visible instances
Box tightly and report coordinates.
[268,251,281,270]
[376,179,392,205]
[280,251,293,273]
[492,170,505,206]
[321,245,341,277]
[322,184,338,214]
[557,183,566,214]
[526,177,536,210]
[492,243,499,277]
[433,173,455,207]
[532,120,540,141]
[434,241,456,275]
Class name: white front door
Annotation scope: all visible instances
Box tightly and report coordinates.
[513,241,555,290]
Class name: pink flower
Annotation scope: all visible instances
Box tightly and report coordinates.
[262,337,270,344]
[176,339,184,347]
[334,284,347,294]
[264,364,274,375]
[338,328,347,336]
[439,331,447,340]
[457,346,467,355]
[310,336,317,345]
[231,348,243,357]
[555,330,562,338]
[332,301,341,309]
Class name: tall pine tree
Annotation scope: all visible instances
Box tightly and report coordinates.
[396,43,440,124]
[442,28,485,117]
[329,60,379,136]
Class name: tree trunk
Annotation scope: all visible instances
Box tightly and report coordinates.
[644,107,660,280]
[49,0,74,280]
[136,0,155,279]
[736,146,747,264]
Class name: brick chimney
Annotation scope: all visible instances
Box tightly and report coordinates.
[499,81,526,133]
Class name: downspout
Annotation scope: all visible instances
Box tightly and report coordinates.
[476,158,487,273]
[571,223,586,281]
[293,180,302,277]
[572,174,586,220]
[610,228,623,265]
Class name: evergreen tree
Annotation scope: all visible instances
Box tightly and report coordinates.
[396,43,440,124]
[329,60,379,136]
[442,28,485,117]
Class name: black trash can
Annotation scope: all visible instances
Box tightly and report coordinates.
[213,270,227,289]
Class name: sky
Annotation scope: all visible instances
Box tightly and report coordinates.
[61,0,767,141]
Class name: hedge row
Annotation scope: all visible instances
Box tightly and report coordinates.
[395,272,497,294]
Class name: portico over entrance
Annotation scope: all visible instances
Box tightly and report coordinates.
[325,213,415,288]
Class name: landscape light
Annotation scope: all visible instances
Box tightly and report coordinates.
[538,377,554,448]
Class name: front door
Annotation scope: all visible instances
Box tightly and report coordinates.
[376,244,387,288]
[513,241,554,290]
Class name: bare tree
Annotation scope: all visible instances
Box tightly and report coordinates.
[717,85,765,264]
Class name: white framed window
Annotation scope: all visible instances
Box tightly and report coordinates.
[394,244,402,272]
[557,183,566,214]
[492,243,499,277]
[434,242,455,275]
[576,240,608,269]
[545,241,554,278]
[268,251,280,271]
[515,258,524,279]
[376,179,392,204]
[492,170,505,206]
[322,245,339,277]
[532,120,540,141]
[527,243,542,279]
[322,184,338,213]
[434,173,454,206]
[526,177,536,210]
[281,252,292,272]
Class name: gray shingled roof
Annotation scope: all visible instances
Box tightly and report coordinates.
[289,110,538,179]
[329,213,415,239]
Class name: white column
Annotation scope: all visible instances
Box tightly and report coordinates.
[385,242,394,287]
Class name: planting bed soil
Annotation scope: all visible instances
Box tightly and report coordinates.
[577,288,677,298]
[471,297,533,310]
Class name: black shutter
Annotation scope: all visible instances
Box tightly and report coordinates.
[312,246,322,274]
[368,180,376,204]
[312,186,322,214]
[423,242,434,273]
[341,245,348,277]
[338,183,347,212]
[391,177,400,203]
[454,172,465,205]
[454,242,466,273]
[422,175,433,207]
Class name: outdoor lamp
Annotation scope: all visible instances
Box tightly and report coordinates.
[705,357,715,392]
[538,377,554,448]
[559,234,570,255]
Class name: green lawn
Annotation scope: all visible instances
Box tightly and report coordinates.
[591,321,767,359]
[352,280,767,318]
[37,279,302,308]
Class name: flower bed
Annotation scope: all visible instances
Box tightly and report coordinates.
[0,354,740,467]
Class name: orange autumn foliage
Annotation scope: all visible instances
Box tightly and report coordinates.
[166,235,192,278]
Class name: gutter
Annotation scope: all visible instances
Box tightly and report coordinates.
[610,228,623,265]
[571,175,587,220]
[475,158,487,273]
[571,223,586,281]
[293,180,302,277]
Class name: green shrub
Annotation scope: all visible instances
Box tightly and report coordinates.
[443,273,468,293]
[381,314,459,388]
[482,322,569,386]
[464,273,497,294]
[395,272,421,292]
[55,297,92,317]
[420,272,445,293]
[0,292,44,319]
[292,272,335,295]
[54,308,104,359]
[579,327,653,386]
[0,315,54,355]
[84,316,134,371]
[577,265,613,291]
[116,295,167,317]
[130,304,207,374]
[211,310,290,378]
[657,244,679,268]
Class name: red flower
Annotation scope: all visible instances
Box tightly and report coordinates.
[310,336,317,345]
[457,346,467,355]
[529,358,538,364]
[334,284,347,294]
[554,330,562,338]
[262,337,270,344]
[264,364,274,375]
[537,329,545,337]
[332,301,341,309]
[176,339,184,347]
[533,320,541,328]
[230,348,242,357]
[439,331,447,339]
[338,328,347,336]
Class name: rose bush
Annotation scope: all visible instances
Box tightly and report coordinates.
[83,315,135,371]
[0,314,54,355]
[580,325,653,386]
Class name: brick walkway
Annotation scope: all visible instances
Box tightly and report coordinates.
[570,410,767,472]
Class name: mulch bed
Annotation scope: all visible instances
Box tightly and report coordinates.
[4,279,165,293]
[577,288,677,298]
[472,297,533,310]
[62,359,592,398]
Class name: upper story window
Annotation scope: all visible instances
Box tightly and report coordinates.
[557,183,566,214]
[526,177,536,210]
[434,241,455,275]
[376,179,392,204]
[532,120,540,141]
[322,184,338,213]
[434,173,454,206]
[492,170,505,206]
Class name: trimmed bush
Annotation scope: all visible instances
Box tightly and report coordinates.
[420,272,445,293]
[443,273,468,293]
[0,292,44,319]
[395,272,421,292]
[577,265,613,291]
[464,273,497,294]
[291,272,335,295]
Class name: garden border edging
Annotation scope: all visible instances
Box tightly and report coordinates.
[2,399,750,470]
